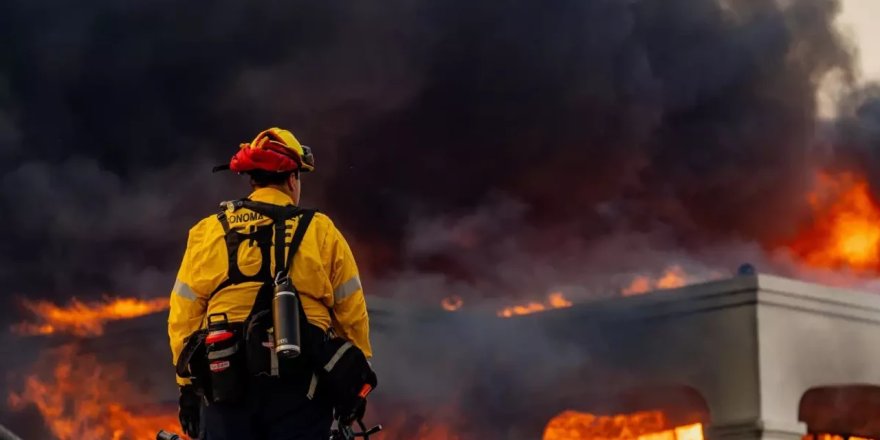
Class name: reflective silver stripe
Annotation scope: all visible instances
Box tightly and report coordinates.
[207,345,237,360]
[306,374,318,400]
[173,279,198,301]
[333,276,362,302]
[0,423,24,440]
[324,341,353,372]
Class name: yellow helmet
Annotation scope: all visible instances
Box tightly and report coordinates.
[216,127,315,173]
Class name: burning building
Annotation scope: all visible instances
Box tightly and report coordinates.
[365,273,880,440]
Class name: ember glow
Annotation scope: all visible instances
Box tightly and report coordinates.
[497,291,573,318]
[13,297,170,337]
[7,345,181,440]
[542,410,704,440]
[805,435,874,440]
[441,295,464,311]
[787,172,880,273]
[622,266,689,296]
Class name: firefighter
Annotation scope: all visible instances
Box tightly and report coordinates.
[168,128,372,440]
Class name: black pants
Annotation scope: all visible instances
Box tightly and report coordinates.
[201,376,333,440]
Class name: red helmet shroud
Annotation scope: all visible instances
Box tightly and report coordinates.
[228,143,300,173]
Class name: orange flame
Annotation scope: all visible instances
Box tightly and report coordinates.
[497,292,573,318]
[787,172,880,272]
[441,295,464,311]
[622,266,689,296]
[805,436,874,440]
[13,297,169,337]
[542,411,877,440]
[542,410,703,440]
[8,345,181,440]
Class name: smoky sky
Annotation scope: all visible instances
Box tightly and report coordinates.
[0,0,870,323]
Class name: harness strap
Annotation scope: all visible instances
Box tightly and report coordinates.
[249,208,316,317]
[217,212,230,234]
[274,219,287,283]
[234,199,300,282]
[209,279,235,299]
[283,210,316,276]
[207,199,314,301]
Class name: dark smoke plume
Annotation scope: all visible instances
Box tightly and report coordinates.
[831,85,880,183]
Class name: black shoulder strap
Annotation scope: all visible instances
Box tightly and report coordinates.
[281,210,316,277]
[217,211,231,234]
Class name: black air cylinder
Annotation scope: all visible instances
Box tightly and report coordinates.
[156,431,181,440]
[273,278,302,359]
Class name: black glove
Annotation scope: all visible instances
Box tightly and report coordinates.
[338,369,376,425]
[338,396,367,426]
[346,364,377,423]
[179,385,201,438]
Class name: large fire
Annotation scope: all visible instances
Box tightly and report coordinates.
[13,297,170,337]
[8,345,181,440]
[787,172,880,272]
[543,410,703,440]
